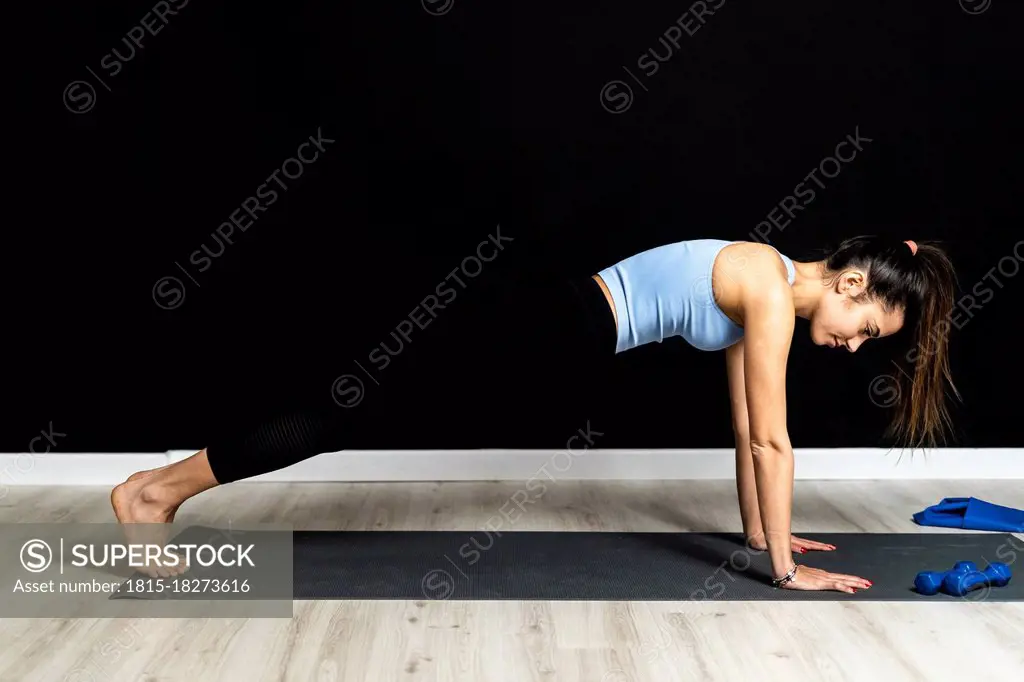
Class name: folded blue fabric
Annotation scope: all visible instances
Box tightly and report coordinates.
[913,497,1024,532]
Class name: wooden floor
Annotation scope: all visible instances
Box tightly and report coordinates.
[1,479,1022,682]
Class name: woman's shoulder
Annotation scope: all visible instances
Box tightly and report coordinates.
[712,241,794,315]
[716,241,792,283]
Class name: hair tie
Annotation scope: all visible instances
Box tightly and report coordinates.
[904,240,918,256]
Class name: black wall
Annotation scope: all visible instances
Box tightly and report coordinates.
[10,0,1021,453]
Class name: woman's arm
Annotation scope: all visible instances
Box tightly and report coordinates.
[725,340,763,542]
[727,338,838,554]
[737,282,797,579]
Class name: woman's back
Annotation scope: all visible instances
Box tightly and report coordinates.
[597,239,795,352]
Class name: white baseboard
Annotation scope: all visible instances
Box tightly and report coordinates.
[0,448,1022,486]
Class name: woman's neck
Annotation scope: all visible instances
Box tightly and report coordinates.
[789,260,825,320]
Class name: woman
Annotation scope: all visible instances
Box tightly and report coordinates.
[113,235,957,592]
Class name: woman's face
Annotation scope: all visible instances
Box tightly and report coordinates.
[810,270,905,352]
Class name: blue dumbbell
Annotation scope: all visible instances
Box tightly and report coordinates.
[942,562,1012,597]
[914,561,977,595]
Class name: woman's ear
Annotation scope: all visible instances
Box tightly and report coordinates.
[836,269,867,297]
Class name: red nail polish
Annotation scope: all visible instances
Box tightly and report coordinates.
[799,548,806,553]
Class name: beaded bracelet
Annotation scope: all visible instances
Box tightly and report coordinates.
[771,565,798,588]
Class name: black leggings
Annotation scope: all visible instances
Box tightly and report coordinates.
[204,274,618,483]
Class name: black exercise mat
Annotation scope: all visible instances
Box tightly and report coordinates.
[293,530,1024,601]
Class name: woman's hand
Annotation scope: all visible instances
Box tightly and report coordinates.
[747,533,836,553]
[780,565,872,593]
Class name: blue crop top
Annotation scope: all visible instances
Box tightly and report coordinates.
[596,239,796,353]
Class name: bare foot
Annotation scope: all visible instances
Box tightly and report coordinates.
[111,474,187,578]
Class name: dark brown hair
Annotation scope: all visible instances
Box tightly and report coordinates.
[822,236,959,448]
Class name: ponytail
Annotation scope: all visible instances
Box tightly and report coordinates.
[887,242,960,448]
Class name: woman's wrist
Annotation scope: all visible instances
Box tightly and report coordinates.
[771,564,799,587]
[745,532,767,551]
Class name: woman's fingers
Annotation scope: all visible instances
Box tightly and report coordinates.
[827,571,872,586]
[823,574,871,591]
[791,536,836,551]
